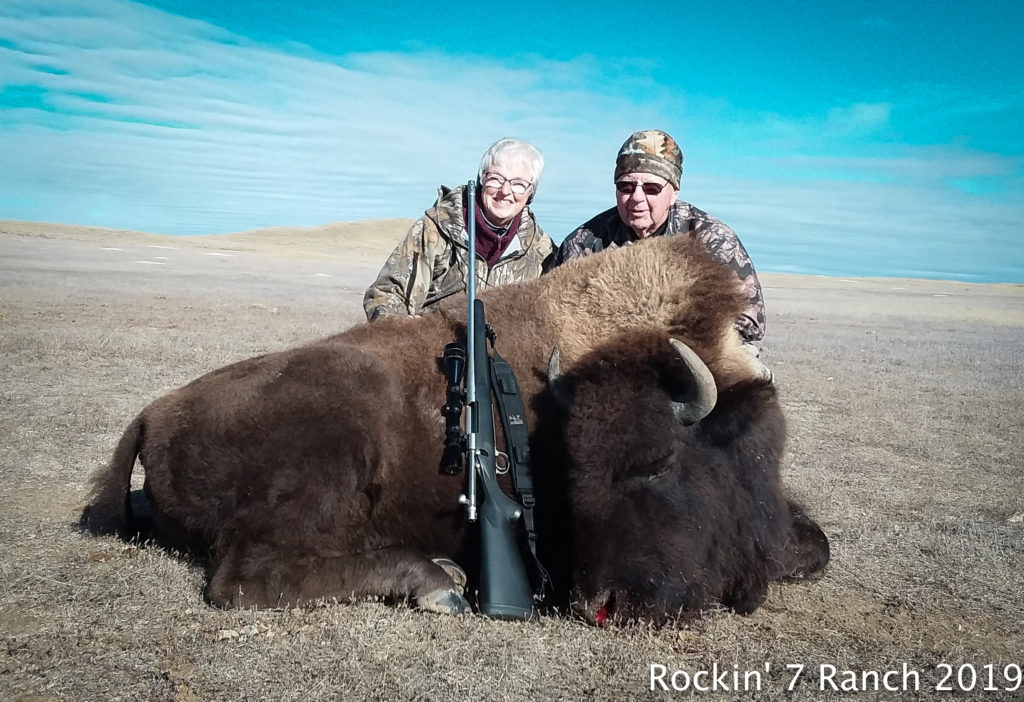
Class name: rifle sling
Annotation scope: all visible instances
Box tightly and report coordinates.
[487,337,551,598]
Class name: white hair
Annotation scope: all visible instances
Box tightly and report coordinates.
[477,138,545,187]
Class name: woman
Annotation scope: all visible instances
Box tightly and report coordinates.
[363,138,554,320]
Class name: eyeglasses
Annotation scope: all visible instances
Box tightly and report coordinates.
[615,181,667,196]
[482,172,533,196]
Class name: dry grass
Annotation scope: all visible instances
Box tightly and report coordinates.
[1,223,1022,701]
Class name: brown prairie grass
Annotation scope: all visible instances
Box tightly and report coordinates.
[1,224,1022,701]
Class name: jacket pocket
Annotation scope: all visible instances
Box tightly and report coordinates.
[424,254,470,308]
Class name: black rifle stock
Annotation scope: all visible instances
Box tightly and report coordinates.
[468,298,535,619]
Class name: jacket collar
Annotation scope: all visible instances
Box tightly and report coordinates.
[427,184,537,255]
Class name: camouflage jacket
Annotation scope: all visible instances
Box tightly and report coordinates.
[364,185,555,321]
[548,201,766,342]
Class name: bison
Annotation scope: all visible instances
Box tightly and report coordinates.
[80,235,829,622]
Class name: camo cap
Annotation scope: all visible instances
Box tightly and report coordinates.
[613,129,683,189]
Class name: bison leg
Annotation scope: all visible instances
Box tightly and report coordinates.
[778,502,831,581]
[205,543,470,614]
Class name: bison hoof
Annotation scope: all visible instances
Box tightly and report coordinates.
[416,588,470,615]
[430,557,467,593]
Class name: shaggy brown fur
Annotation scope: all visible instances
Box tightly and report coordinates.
[80,235,825,620]
[531,329,830,624]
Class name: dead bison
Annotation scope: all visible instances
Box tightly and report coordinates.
[80,235,828,622]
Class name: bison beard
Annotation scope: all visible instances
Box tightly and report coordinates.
[79,235,829,623]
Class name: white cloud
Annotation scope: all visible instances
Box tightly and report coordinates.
[757,146,1023,187]
[694,173,1023,281]
[0,0,1021,282]
[825,102,892,134]
[1,0,660,235]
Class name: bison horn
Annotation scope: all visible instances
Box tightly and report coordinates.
[668,338,717,425]
[547,347,572,410]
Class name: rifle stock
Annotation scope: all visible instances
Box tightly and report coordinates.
[469,298,535,620]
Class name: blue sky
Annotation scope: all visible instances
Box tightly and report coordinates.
[1,0,1022,282]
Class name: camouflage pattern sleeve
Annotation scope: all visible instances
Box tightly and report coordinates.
[544,211,619,272]
[525,232,556,274]
[690,218,766,342]
[363,219,437,321]
[534,226,557,269]
[553,228,598,266]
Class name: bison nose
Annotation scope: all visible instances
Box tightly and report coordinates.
[570,588,613,627]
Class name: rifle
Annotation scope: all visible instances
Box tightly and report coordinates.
[440,179,536,620]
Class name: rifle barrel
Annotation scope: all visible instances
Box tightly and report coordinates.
[463,179,479,522]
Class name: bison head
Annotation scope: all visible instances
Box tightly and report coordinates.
[543,329,795,625]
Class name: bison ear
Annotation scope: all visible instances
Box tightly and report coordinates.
[667,338,717,425]
[547,347,573,411]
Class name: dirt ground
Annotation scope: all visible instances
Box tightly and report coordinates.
[1,222,1022,701]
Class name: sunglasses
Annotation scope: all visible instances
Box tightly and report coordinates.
[615,181,667,196]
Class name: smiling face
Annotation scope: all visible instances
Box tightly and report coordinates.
[479,158,534,227]
[614,172,679,238]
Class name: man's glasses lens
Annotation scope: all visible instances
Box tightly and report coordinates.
[484,174,531,195]
[615,181,666,196]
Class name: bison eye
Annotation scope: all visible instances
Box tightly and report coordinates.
[617,450,675,484]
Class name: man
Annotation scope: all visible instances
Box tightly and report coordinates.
[364,138,554,321]
[548,130,766,346]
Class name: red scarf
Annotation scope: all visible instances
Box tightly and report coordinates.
[467,194,522,267]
